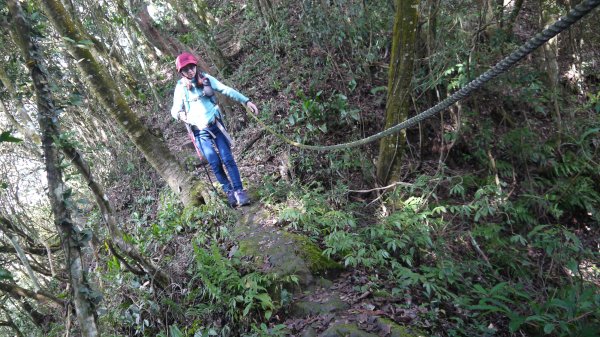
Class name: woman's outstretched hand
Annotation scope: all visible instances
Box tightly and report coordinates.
[246,101,259,114]
[178,111,189,123]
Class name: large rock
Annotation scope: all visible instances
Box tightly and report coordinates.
[291,294,350,317]
[321,323,379,337]
[233,205,342,287]
[375,317,427,337]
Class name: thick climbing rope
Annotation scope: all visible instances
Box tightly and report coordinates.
[246,0,600,151]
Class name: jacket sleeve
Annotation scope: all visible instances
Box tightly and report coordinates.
[205,74,250,105]
[170,82,185,120]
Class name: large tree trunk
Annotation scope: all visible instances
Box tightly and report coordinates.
[129,0,188,58]
[539,0,562,135]
[62,0,142,97]
[376,0,419,185]
[506,0,525,33]
[7,0,100,335]
[40,0,209,207]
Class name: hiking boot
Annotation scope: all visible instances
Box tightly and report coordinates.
[226,190,238,207]
[234,189,251,206]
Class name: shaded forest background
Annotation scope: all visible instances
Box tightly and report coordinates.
[0,0,598,336]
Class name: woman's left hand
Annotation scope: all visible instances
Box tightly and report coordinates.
[246,101,259,114]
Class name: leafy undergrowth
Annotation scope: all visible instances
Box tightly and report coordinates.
[97,120,599,336]
[254,162,599,336]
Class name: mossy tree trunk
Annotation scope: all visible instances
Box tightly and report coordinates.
[0,281,65,310]
[39,0,209,206]
[506,0,525,33]
[561,0,585,95]
[6,1,100,335]
[62,0,142,97]
[539,0,562,135]
[376,0,419,185]
[129,0,188,58]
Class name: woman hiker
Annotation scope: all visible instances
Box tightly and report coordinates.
[171,52,258,207]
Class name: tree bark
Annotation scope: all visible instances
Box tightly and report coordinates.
[129,0,188,58]
[539,0,562,135]
[376,0,419,185]
[3,298,52,332]
[7,0,100,335]
[39,0,209,207]
[8,235,42,291]
[506,0,524,32]
[62,0,142,97]
[0,281,65,309]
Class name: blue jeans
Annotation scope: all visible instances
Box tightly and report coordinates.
[193,122,243,193]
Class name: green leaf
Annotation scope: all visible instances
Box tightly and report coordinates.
[76,228,93,245]
[0,131,22,143]
[370,86,387,95]
[578,127,599,144]
[348,109,360,120]
[68,93,84,106]
[508,315,525,332]
[489,282,507,294]
[543,323,555,334]
[243,302,252,316]
[0,268,13,280]
[169,325,185,337]
[468,304,505,313]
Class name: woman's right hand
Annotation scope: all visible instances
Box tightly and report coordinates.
[246,101,259,114]
[178,111,188,123]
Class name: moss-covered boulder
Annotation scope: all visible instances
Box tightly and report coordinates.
[320,323,379,337]
[375,317,427,337]
[291,294,349,317]
[233,205,342,287]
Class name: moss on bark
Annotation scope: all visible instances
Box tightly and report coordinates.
[376,0,419,185]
